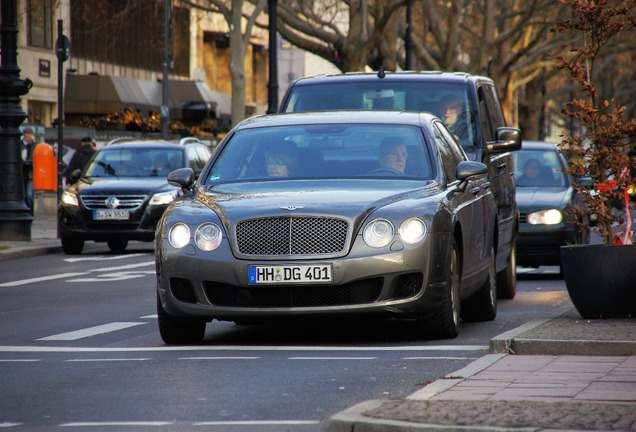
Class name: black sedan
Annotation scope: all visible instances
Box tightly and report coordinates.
[59,138,212,254]
[155,111,499,343]
[513,141,590,271]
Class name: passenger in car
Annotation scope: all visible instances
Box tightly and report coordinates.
[378,137,408,174]
[440,94,468,144]
[266,143,298,177]
[518,158,556,187]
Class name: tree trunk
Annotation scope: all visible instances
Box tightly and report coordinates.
[229,0,247,126]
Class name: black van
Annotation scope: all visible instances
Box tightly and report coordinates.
[279,71,522,298]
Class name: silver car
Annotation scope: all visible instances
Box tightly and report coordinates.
[155,111,498,343]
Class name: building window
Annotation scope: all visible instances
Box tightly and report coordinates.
[27,0,54,49]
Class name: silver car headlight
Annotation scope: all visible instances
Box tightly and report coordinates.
[399,218,427,244]
[363,219,394,248]
[194,223,223,251]
[528,209,563,225]
[168,223,191,248]
[149,190,178,206]
[61,191,79,206]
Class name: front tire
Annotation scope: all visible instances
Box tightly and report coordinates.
[61,235,84,255]
[417,238,460,339]
[157,293,206,345]
[107,239,128,253]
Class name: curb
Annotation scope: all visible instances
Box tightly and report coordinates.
[0,245,62,261]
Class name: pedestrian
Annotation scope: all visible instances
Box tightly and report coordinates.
[21,127,36,211]
[64,137,96,185]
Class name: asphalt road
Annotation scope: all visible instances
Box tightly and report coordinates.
[0,244,573,431]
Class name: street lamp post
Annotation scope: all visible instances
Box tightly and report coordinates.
[0,0,34,240]
[267,0,278,114]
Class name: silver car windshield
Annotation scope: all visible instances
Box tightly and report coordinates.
[204,124,435,184]
[513,149,569,188]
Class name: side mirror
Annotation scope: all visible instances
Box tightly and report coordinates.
[487,127,522,153]
[456,161,488,182]
[168,168,195,190]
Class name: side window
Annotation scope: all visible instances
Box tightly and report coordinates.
[434,124,460,182]
[483,84,506,128]
[436,122,468,163]
[187,146,205,171]
[477,87,494,143]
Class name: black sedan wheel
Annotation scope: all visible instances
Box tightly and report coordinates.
[61,235,84,255]
[418,238,460,339]
[462,245,497,322]
[157,293,206,345]
[107,239,128,253]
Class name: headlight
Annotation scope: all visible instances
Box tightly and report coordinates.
[61,191,78,206]
[528,209,563,225]
[149,190,178,206]
[399,218,427,244]
[363,219,394,248]
[168,223,190,248]
[195,223,223,251]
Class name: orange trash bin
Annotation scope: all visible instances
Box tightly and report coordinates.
[33,143,58,191]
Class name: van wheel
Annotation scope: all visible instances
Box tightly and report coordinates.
[462,246,497,322]
[497,242,516,299]
[61,235,84,255]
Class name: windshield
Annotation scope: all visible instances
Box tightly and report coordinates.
[84,148,184,178]
[203,124,435,184]
[513,149,569,188]
[282,81,476,149]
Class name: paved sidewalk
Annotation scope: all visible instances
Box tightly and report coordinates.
[0,213,61,260]
[331,312,636,431]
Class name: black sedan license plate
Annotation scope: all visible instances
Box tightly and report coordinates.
[93,210,130,220]
[248,265,332,284]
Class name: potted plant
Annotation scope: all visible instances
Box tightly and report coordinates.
[554,0,636,319]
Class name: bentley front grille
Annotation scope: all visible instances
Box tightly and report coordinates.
[235,216,348,256]
[81,195,146,210]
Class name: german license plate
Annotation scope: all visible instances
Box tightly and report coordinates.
[248,265,332,284]
[93,210,130,220]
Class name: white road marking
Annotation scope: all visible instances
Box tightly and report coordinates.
[0,359,40,362]
[140,314,158,319]
[289,357,377,360]
[91,261,154,272]
[68,270,154,283]
[67,358,150,362]
[1,344,488,353]
[60,422,173,427]
[193,420,320,426]
[403,356,478,360]
[36,322,148,341]
[0,423,22,427]
[179,356,260,360]
[0,272,88,287]
[64,253,150,262]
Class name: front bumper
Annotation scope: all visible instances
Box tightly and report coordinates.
[517,222,578,267]
[59,203,167,242]
[156,232,450,322]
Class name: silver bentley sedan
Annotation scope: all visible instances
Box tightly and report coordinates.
[155,111,499,344]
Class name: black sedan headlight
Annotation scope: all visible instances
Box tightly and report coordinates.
[527,209,563,225]
[61,191,79,206]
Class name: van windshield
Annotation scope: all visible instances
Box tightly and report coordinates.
[282,81,477,149]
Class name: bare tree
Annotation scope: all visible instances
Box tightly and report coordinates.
[182,0,267,126]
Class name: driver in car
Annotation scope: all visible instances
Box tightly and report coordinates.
[377,137,408,174]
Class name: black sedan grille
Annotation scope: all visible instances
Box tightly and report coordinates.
[81,195,146,210]
[235,216,348,256]
[203,278,383,308]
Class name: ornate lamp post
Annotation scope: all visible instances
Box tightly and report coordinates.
[0,0,33,240]
[267,0,278,114]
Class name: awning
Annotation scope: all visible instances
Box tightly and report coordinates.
[65,74,231,120]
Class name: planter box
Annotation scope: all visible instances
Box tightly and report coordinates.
[561,243,636,319]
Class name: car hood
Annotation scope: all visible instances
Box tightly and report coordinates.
[516,186,571,211]
[196,179,438,221]
[74,177,175,195]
